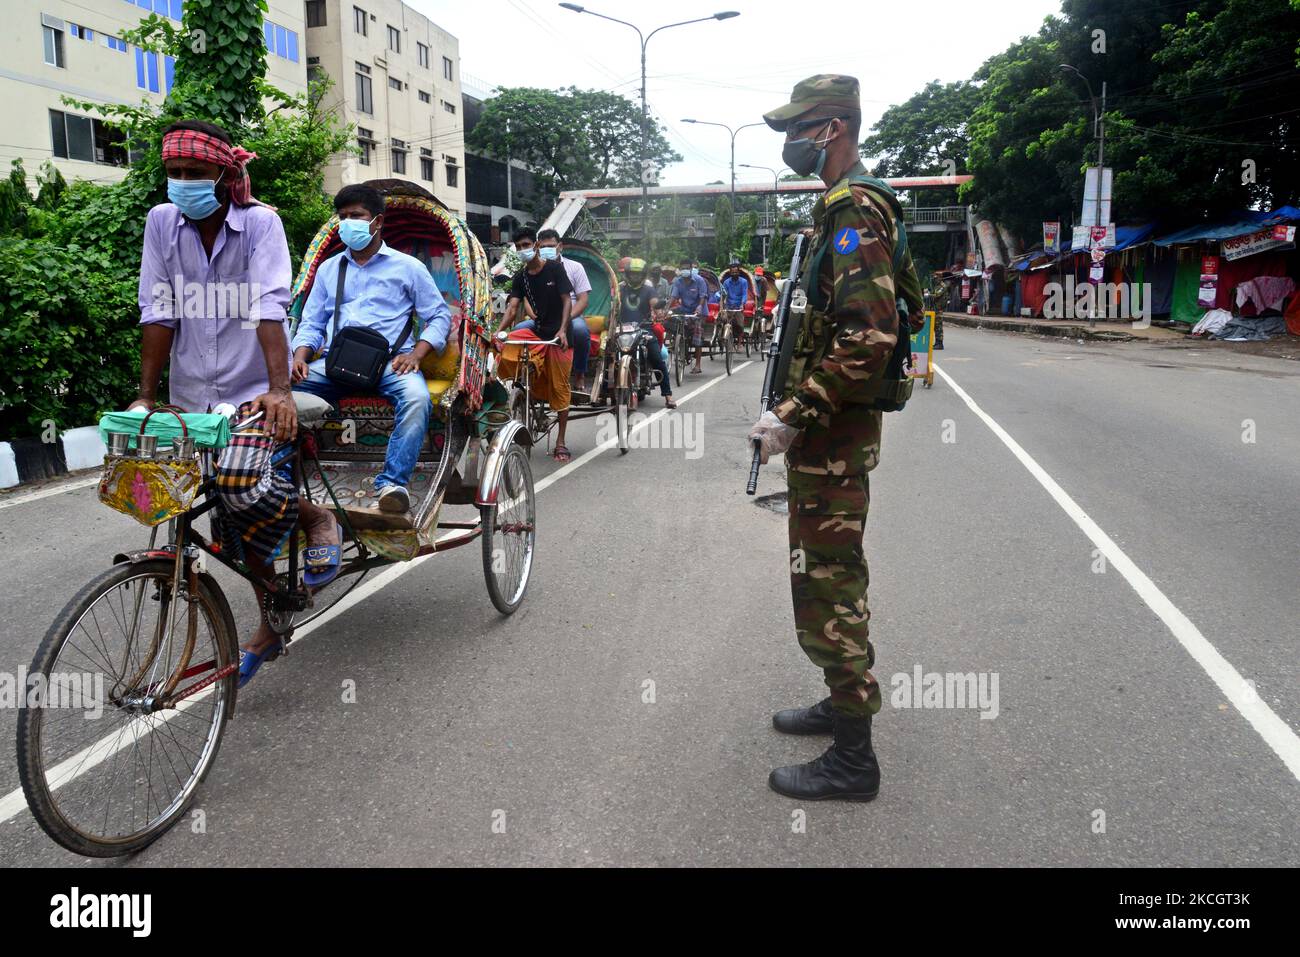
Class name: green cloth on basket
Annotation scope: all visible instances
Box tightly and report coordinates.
[99,410,232,451]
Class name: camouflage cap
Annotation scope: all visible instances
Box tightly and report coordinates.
[763,74,861,132]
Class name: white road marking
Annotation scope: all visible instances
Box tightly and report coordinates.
[0,366,753,827]
[0,476,99,510]
[934,362,1300,782]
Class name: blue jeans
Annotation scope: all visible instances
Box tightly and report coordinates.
[643,334,672,396]
[516,316,590,375]
[294,361,431,491]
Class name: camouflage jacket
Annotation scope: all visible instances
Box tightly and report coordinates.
[774,161,924,429]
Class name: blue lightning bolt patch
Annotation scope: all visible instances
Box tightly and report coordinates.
[834,227,860,255]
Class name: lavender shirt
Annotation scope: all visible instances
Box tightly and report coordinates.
[138,203,292,412]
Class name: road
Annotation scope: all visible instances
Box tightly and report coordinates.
[1,327,1297,867]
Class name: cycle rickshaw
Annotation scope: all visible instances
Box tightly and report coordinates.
[16,180,534,857]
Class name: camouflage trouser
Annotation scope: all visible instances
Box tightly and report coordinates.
[785,406,883,717]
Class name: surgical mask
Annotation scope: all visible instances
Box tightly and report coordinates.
[782,122,835,178]
[690,269,700,278]
[167,177,222,220]
[518,247,536,262]
[538,247,558,262]
[338,218,375,250]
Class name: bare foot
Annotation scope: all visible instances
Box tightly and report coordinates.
[300,502,339,550]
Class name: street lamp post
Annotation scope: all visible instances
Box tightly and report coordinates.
[559,5,739,257]
[682,119,765,215]
[739,162,778,261]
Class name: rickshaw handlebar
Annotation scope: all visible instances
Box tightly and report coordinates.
[495,330,562,348]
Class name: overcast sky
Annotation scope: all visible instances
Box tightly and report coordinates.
[417,0,1064,187]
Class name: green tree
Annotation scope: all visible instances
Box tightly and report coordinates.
[467,86,682,217]
[862,79,981,207]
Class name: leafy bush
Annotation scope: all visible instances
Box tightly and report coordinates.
[0,238,138,437]
[0,0,351,440]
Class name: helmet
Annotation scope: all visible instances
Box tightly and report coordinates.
[729,259,741,268]
[624,257,647,280]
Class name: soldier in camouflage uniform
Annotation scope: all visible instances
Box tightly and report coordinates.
[748,75,924,802]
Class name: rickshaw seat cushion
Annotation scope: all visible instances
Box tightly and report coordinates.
[427,378,454,402]
[294,392,333,428]
[419,336,461,381]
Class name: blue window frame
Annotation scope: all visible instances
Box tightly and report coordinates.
[287,31,298,62]
[136,0,152,10]
[145,50,159,93]
[274,25,287,58]
[70,24,80,38]
[263,21,274,51]
[170,0,183,19]
[85,28,94,41]
[153,0,169,14]
[135,47,146,88]
[164,55,174,94]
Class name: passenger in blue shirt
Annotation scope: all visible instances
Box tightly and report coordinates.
[720,260,750,349]
[292,184,452,516]
[669,256,710,374]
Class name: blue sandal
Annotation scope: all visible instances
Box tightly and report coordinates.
[303,520,342,589]
[238,643,281,688]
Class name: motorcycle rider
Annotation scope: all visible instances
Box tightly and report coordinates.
[618,258,676,409]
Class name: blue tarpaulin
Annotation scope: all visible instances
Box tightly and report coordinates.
[1152,207,1300,247]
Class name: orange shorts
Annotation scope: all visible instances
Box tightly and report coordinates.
[498,342,573,412]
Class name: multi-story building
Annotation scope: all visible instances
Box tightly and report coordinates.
[304,0,465,216]
[1,1,306,187]
[462,73,537,247]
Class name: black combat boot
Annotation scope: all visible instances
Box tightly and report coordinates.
[772,696,834,735]
[768,711,880,802]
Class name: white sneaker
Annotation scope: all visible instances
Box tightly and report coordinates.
[377,485,410,514]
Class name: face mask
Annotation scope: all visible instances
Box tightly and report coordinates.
[167,177,222,220]
[782,121,835,178]
[538,247,558,262]
[691,269,700,279]
[518,248,536,262]
[338,218,375,250]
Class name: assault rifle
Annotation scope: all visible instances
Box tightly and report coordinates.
[746,233,808,495]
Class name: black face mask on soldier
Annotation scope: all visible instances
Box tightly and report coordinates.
[782,118,837,178]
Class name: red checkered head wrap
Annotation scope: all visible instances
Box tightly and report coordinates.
[161,128,260,206]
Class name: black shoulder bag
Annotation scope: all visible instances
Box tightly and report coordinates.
[324,257,413,390]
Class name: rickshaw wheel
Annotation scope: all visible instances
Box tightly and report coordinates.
[724,327,733,376]
[481,442,535,615]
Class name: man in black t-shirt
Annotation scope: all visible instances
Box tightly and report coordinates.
[502,228,576,460]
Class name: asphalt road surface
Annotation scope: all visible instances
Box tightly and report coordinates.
[1,327,1297,867]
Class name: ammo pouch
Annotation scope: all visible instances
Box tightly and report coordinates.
[324,257,413,390]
